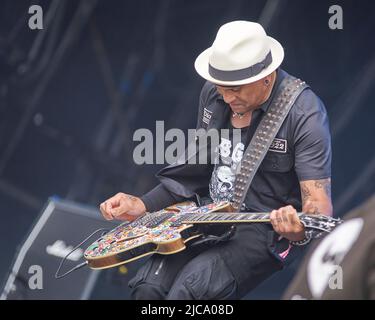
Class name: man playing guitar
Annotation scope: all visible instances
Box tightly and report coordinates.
[99,21,332,300]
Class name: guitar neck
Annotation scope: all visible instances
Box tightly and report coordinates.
[181,212,303,224]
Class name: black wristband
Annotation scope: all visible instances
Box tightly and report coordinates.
[290,229,313,246]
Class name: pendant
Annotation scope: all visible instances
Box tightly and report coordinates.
[232,112,245,119]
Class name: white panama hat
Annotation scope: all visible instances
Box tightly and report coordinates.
[194,20,284,86]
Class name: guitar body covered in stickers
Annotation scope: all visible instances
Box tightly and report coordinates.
[84,201,230,269]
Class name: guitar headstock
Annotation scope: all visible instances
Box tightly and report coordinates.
[299,214,343,234]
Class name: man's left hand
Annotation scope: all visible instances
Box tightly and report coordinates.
[270,205,305,241]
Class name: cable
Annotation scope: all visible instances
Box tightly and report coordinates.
[55,228,108,279]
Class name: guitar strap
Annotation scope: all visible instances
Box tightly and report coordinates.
[231,76,309,211]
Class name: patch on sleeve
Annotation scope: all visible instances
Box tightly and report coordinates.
[203,108,213,125]
[269,138,287,153]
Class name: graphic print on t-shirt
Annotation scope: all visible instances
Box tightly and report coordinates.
[209,135,245,203]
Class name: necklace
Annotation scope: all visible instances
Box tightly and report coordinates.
[232,111,248,119]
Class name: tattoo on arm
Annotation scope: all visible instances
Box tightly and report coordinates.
[314,179,331,198]
[301,184,311,202]
[300,178,332,215]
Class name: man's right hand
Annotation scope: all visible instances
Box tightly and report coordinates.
[99,193,147,221]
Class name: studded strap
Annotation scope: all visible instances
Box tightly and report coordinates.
[231,76,309,211]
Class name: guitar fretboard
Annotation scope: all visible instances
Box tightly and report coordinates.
[180,212,276,223]
[132,209,340,233]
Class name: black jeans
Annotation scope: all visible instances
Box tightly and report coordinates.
[128,223,295,300]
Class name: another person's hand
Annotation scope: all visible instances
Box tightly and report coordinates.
[99,193,146,221]
[270,205,305,241]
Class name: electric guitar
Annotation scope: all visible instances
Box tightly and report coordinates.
[84,201,342,269]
